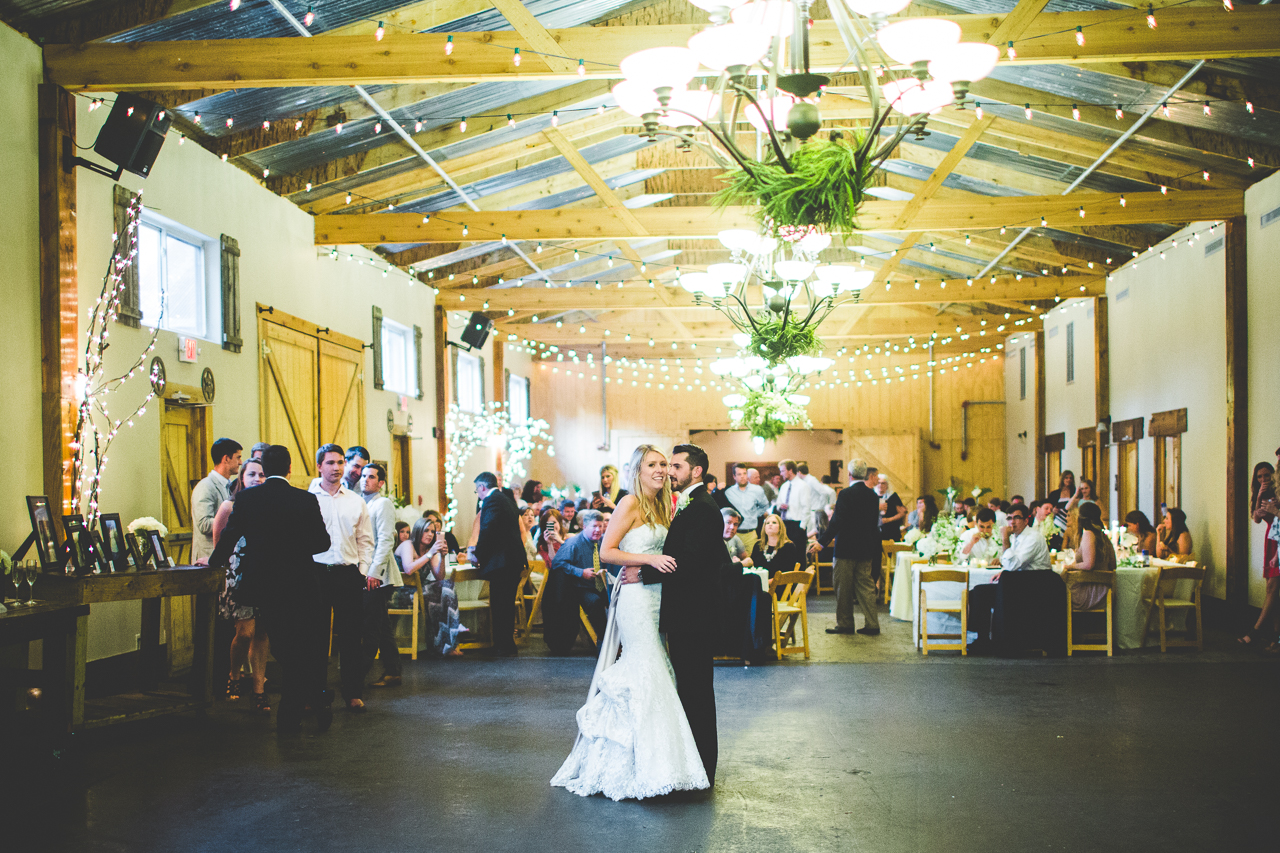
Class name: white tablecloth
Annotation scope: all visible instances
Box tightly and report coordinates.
[891,553,1194,650]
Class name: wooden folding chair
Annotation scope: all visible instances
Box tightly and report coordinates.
[1065,570,1113,657]
[813,560,833,597]
[881,542,913,605]
[918,569,968,655]
[453,567,493,650]
[388,570,424,660]
[767,566,815,660]
[1141,563,1205,652]
[521,559,549,639]
[511,562,534,642]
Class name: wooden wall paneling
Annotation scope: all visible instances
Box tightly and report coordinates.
[258,318,319,487]
[434,304,448,512]
[1034,330,1046,500]
[1094,295,1110,520]
[38,84,77,512]
[1225,214,1248,605]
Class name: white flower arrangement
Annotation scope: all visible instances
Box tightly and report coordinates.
[902,527,923,547]
[916,513,966,559]
[127,517,168,537]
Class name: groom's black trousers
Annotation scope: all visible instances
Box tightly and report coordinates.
[667,630,717,784]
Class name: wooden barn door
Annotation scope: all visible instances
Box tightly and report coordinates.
[843,430,923,505]
[319,339,366,451]
[161,402,208,673]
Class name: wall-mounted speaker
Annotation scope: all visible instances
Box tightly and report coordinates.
[68,94,172,182]
[460,312,493,351]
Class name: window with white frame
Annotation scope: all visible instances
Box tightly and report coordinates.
[137,213,219,340]
[380,318,418,396]
[456,350,484,413]
[508,373,530,423]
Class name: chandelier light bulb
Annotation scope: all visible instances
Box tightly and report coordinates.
[619,46,699,92]
[875,18,962,67]
[744,94,803,133]
[731,1,796,38]
[882,78,954,116]
[687,23,771,70]
[612,80,662,117]
[845,0,911,16]
[927,42,999,95]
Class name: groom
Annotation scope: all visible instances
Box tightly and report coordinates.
[636,443,727,785]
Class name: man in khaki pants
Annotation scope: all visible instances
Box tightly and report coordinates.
[809,458,881,636]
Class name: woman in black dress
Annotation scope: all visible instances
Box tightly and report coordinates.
[750,513,802,593]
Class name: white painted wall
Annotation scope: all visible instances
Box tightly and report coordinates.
[1003,331,1037,501]
[0,22,43,554]
[1107,222,1228,597]
[1245,169,1280,606]
[1043,299,1097,483]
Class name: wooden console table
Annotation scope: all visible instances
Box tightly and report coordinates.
[36,566,221,732]
[0,600,90,733]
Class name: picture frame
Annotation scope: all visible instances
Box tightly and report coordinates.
[126,531,148,570]
[61,514,95,574]
[90,529,114,574]
[99,514,132,572]
[26,495,62,571]
[145,529,175,569]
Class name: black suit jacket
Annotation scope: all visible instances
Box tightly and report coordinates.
[473,489,528,580]
[209,477,331,609]
[816,480,881,561]
[642,485,728,638]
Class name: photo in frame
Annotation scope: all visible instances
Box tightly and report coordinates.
[61,514,95,574]
[145,529,175,568]
[126,531,149,570]
[99,514,132,572]
[90,530,114,573]
[26,495,62,570]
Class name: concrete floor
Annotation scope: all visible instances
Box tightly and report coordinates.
[11,602,1279,853]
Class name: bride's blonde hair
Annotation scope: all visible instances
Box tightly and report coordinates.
[627,443,672,529]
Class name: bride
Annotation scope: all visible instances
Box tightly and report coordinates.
[551,444,710,800]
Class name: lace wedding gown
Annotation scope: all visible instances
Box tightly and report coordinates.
[550,523,710,800]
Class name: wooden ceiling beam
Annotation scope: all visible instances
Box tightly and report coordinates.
[45,7,1280,91]
[34,0,222,45]
[314,189,1244,244]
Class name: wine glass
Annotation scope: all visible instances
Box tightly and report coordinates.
[23,561,37,604]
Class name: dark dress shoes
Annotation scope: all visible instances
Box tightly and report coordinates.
[826,627,856,634]
[856,627,881,636]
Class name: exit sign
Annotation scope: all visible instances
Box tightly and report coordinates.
[178,337,199,363]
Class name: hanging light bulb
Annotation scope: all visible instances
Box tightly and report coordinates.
[375,21,384,41]
[578,59,586,76]
[1115,105,1124,120]
[1119,195,1126,207]
[513,48,521,66]
[1075,26,1085,46]
[1224,0,1234,9]
[1204,101,1212,116]
[226,116,234,128]
[295,119,303,130]
[414,119,423,132]
[1024,104,1033,120]
[229,0,240,10]
[346,192,352,204]
[975,102,983,120]
[335,122,343,134]
[1147,5,1157,28]
[551,110,559,127]
[194,111,201,124]
[262,119,271,130]
[445,35,454,55]
[459,117,467,133]
[303,7,314,26]
[374,121,382,133]
[1247,101,1255,114]
[1072,104,1080,121]
[507,114,514,127]
[1006,41,1016,60]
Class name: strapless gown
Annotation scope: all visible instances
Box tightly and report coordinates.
[550,523,709,800]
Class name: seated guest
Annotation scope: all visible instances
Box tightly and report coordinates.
[518,502,539,561]
[394,519,463,656]
[537,507,565,564]
[521,479,545,511]
[959,508,1001,564]
[544,510,613,654]
[986,497,1007,529]
[1124,511,1159,555]
[395,521,410,546]
[722,508,753,567]
[907,495,938,534]
[751,514,802,587]
[967,505,1051,649]
[591,464,627,511]
[1065,502,1116,611]
[1010,495,1026,508]
[422,510,460,555]
[1030,499,1061,549]
[560,499,582,535]
[1156,507,1194,559]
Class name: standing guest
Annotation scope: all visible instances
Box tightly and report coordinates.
[521,479,545,510]
[310,444,375,713]
[191,438,242,563]
[249,441,270,461]
[395,521,410,546]
[544,510,613,654]
[775,459,815,554]
[703,473,732,510]
[907,495,938,534]
[752,514,801,588]
[1065,502,1116,610]
[395,519,463,656]
[210,458,270,713]
[592,464,627,511]
[1051,470,1077,536]
[1241,461,1278,648]
[966,505,1052,648]
[721,508,752,567]
[473,472,528,657]
[360,464,405,689]
[749,467,777,504]
[210,446,332,736]
[518,502,539,561]
[800,464,836,514]
[725,463,769,555]
[809,459,881,636]
[537,507,566,564]
[599,509,613,532]
[342,446,371,491]
[1124,511,1159,555]
[986,497,1008,530]
[560,499,583,534]
[423,510,460,555]
[959,508,1002,564]
[876,474,906,541]
[1156,507,1194,559]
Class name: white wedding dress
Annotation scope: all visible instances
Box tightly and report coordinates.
[550,523,710,800]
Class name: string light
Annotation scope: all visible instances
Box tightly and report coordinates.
[1247,101,1255,114]
[1160,185,1168,194]
[1249,156,1256,168]
[346,192,352,204]
[303,7,314,27]
[1024,104,1033,120]
[295,119,303,130]
[1006,41,1016,59]
[1161,103,1170,118]
[262,119,270,130]
[551,110,559,127]
[507,114,515,127]
[375,21,384,41]
[1078,206,1085,218]
[305,182,312,191]
[578,59,586,76]
[374,121,382,133]
[229,0,240,10]
[1119,195,1126,207]
[1072,104,1080,121]
[414,119,423,132]
[335,122,343,134]
[226,116,234,128]
[460,117,467,133]
[974,102,983,120]
[1115,105,1124,120]
[445,35,453,55]
[1224,0,1234,10]
[1204,101,1212,116]
[1203,171,1211,181]
[513,48,521,66]
[1075,26,1085,46]
[1146,5,1157,28]
[194,112,201,124]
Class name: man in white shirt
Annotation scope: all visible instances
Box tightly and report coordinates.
[987,497,1008,530]
[967,505,1051,649]
[190,438,242,563]
[775,459,814,553]
[310,443,375,711]
[724,463,769,554]
[959,508,1002,565]
[359,463,405,689]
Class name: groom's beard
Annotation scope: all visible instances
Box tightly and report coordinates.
[670,472,693,492]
